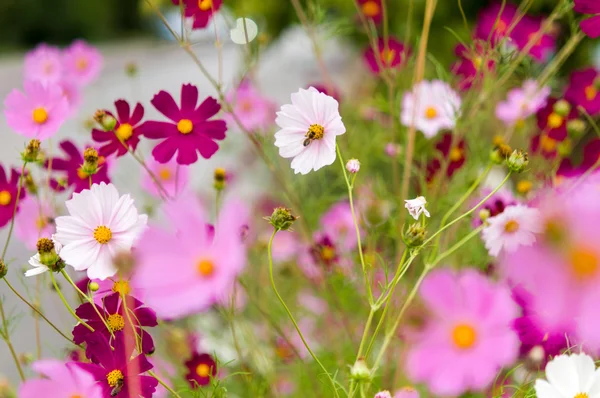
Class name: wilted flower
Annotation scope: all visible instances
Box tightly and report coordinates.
[404,196,430,220]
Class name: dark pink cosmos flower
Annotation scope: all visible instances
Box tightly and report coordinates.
[363,38,411,75]
[0,164,26,228]
[426,132,466,182]
[357,0,382,24]
[184,0,222,29]
[511,15,556,63]
[73,293,157,363]
[92,100,145,158]
[574,0,600,39]
[530,133,560,160]
[451,43,495,90]
[475,2,519,44]
[76,333,157,398]
[45,140,110,193]
[141,84,227,165]
[536,98,578,142]
[184,353,217,388]
[565,68,600,116]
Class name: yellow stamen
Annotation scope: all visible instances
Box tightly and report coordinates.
[32,107,48,124]
[570,247,598,280]
[177,119,193,134]
[77,168,88,180]
[76,57,88,71]
[159,168,172,181]
[0,190,11,206]
[321,246,336,262]
[425,107,438,119]
[198,0,212,11]
[574,393,590,398]
[196,363,211,377]
[379,48,396,65]
[306,124,325,140]
[93,226,112,244]
[585,86,597,102]
[517,180,533,194]
[197,259,215,276]
[112,280,131,295]
[473,56,483,70]
[449,147,463,162]
[116,123,133,141]
[361,0,380,17]
[540,135,557,153]
[452,324,477,349]
[504,220,519,233]
[106,369,124,387]
[106,314,125,332]
[547,112,564,129]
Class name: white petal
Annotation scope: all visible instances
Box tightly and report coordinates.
[545,354,580,397]
[55,216,94,245]
[87,246,117,280]
[534,379,563,398]
[60,239,100,270]
[25,265,48,277]
[65,188,103,228]
[570,353,597,393]
[230,18,258,45]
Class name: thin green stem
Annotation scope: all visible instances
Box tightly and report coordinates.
[430,225,484,268]
[149,370,182,398]
[267,230,340,397]
[1,163,27,259]
[537,32,585,87]
[0,295,25,381]
[50,272,94,332]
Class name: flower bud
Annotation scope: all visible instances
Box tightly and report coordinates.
[89,282,100,292]
[506,149,529,173]
[479,208,491,223]
[22,139,41,163]
[19,353,34,366]
[265,207,298,231]
[24,172,38,195]
[557,139,572,158]
[516,180,533,195]
[553,99,571,117]
[82,148,99,176]
[0,259,7,279]
[385,143,402,158]
[36,238,60,267]
[346,159,360,174]
[403,223,427,247]
[214,167,226,191]
[567,119,586,137]
[350,358,371,381]
[125,62,138,77]
[492,135,504,147]
[490,143,512,165]
[94,110,117,131]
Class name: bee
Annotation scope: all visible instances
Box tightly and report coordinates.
[303,130,317,147]
[110,379,124,397]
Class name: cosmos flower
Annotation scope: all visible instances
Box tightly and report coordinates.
[471,188,516,227]
[535,353,600,398]
[54,182,147,280]
[62,40,103,86]
[482,205,542,257]
[45,140,110,194]
[184,353,217,388]
[142,84,227,165]
[375,391,392,398]
[274,87,346,175]
[225,80,276,133]
[511,15,556,63]
[319,201,362,251]
[15,196,55,250]
[451,43,495,91]
[496,80,550,127]
[536,98,578,142]
[401,80,461,138]
[405,269,520,396]
[475,2,519,45]
[141,157,189,199]
[574,0,600,39]
[19,360,103,398]
[311,83,342,102]
[269,230,300,263]
[565,68,600,116]
[92,100,146,158]
[426,132,467,182]
[363,38,410,75]
[394,387,420,398]
[4,80,69,140]
[184,0,222,29]
[57,78,82,116]
[357,0,382,24]
[404,196,430,221]
[23,44,63,85]
[0,164,26,229]
[25,237,62,277]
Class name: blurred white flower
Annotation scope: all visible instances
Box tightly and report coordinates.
[230,18,258,45]
[482,204,541,257]
[405,196,430,220]
[535,352,600,398]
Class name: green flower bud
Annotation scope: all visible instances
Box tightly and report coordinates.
[506,150,529,173]
[567,119,586,137]
[403,223,427,247]
[36,238,60,267]
[265,207,298,231]
[89,282,100,292]
[82,148,99,176]
[350,358,371,382]
[553,99,571,117]
[0,259,7,279]
[22,139,41,163]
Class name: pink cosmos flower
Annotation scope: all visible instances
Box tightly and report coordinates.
[142,84,227,165]
[364,38,410,75]
[482,205,542,257]
[134,194,248,319]
[512,16,556,63]
[62,40,103,86]
[45,140,110,194]
[472,188,516,227]
[394,387,420,398]
[225,80,276,133]
[319,201,362,251]
[475,2,519,45]
[565,68,600,116]
[574,0,600,39]
[92,100,146,158]
[141,157,189,199]
[14,196,55,250]
[0,164,26,229]
[19,360,102,398]
[57,78,82,116]
[4,80,69,140]
[405,269,520,396]
[451,43,495,91]
[184,0,222,29]
[269,230,300,263]
[496,80,550,127]
[24,44,63,84]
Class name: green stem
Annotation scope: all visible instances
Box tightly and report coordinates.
[537,32,585,87]
[50,272,94,332]
[1,163,27,260]
[267,230,340,397]
[0,296,25,381]
[149,370,182,398]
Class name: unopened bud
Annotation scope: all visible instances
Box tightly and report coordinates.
[89,282,100,292]
[36,238,60,267]
[557,139,572,158]
[94,110,117,131]
[19,353,34,366]
[0,259,7,279]
[490,144,512,165]
[22,139,41,163]
[350,358,371,381]
[479,209,491,222]
[516,180,533,195]
[567,119,586,137]
[265,207,298,231]
[553,99,571,117]
[528,345,545,365]
[403,223,427,247]
[214,167,226,191]
[507,149,529,173]
[346,159,360,174]
[24,172,37,195]
[82,148,99,175]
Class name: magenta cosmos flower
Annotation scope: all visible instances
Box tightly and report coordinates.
[0,164,26,229]
[536,98,578,142]
[225,80,276,133]
[4,80,69,140]
[92,100,145,158]
[19,360,102,398]
[62,40,103,86]
[76,333,157,398]
[511,15,556,63]
[426,132,467,183]
[45,140,110,194]
[14,196,55,250]
[184,353,217,388]
[574,0,600,38]
[134,194,248,319]
[364,38,410,75]
[475,2,519,45]
[73,292,157,360]
[451,43,495,91]
[357,0,382,24]
[405,269,519,396]
[565,68,600,116]
[24,44,63,84]
[141,157,189,199]
[184,0,222,29]
[142,84,227,165]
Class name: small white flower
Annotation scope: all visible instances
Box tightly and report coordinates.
[404,196,430,220]
[230,18,258,45]
[482,204,542,257]
[274,87,346,175]
[54,182,148,280]
[346,158,360,174]
[401,80,462,138]
[535,352,600,398]
[25,237,62,277]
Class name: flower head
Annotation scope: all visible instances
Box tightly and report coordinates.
[536,98,578,142]
[92,100,146,158]
[565,68,600,116]
[535,353,600,398]
[482,204,541,257]
[225,80,275,133]
[274,87,346,174]
[472,188,516,227]
[404,196,430,221]
[19,359,103,398]
[346,158,361,174]
[319,201,362,250]
[451,43,495,91]
[142,84,227,165]
[184,353,217,388]
[496,80,550,127]
[15,195,54,251]
[62,40,103,86]
[364,38,410,75]
[4,81,69,140]
[475,2,519,45]
[426,132,467,182]
[357,0,382,24]
[141,157,189,199]
[512,15,556,63]
[184,0,222,29]
[0,164,26,228]
[24,44,63,84]
[574,0,600,39]
[55,182,147,280]
[401,80,461,138]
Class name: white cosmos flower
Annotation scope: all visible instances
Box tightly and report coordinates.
[54,182,147,280]
[404,196,430,220]
[25,237,62,277]
[401,80,462,138]
[274,87,346,175]
[535,353,600,398]
[482,204,542,257]
[230,18,258,45]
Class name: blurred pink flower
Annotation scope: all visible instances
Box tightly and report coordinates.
[56,78,81,116]
[363,38,410,75]
[62,40,103,86]
[512,16,556,63]
[394,387,420,398]
[475,2,519,45]
[24,44,63,84]
[225,80,276,133]
[19,360,102,398]
[565,68,600,116]
[451,43,495,91]
[496,80,550,127]
[482,205,542,257]
[15,196,55,250]
[184,0,222,29]
[406,269,519,396]
[297,290,327,316]
[471,188,517,227]
[319,201,362,251]
[0,164,26,229]
[270,230,300,263]
[574,0,600,39]
[141,157,189,199]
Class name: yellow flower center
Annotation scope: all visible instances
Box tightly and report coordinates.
[196,363,211,377]
[570,247,598,280]
[361,0,380,17]
[540,135,557,153]
[198,0,212,11]
[70,395,83,398]
[239,99,253,112]
[159,168,172,181]
[197,259,215,276]
[449,147,463,162]
[93,225,112,244]
[0,190,11,206]
[32,107,48,124]
[77,168,88,180]
[112,280,131,295]
[177,119,193,134]
[585,86,597,102]
[116,123,133,141]
[504,220,520,233]
[379,48,396,65]
[574,393,589,398]
[473,56,483,70]
[321,246,336,262]
[76,57,88,71]
[547,112,564,129]
[305,124,325,141]
[36,216,48,229]
[106,314,125,332]
[425,107,438,119]
[106,369,124,387]
[517,180,532,194]
[452,324,477,349]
